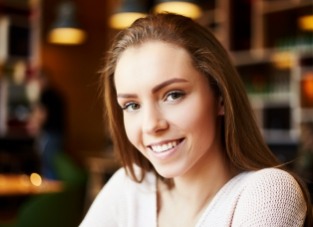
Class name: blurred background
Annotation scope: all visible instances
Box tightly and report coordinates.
[0,0,312,226]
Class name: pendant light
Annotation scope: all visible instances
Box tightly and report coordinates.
[109,0,147,30]
[48,1,86,45]
[298,15,313,31]
[154,0,202,19]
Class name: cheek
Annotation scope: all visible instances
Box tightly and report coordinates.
[123,115,140,147]
[168,96,218,130]
[178,99,219,143]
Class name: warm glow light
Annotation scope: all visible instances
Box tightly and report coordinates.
[303,74,313,99]
[48,28,86,45]
[271,51,294,69]
[30,173,42,186]
[26,79,40,103]
[109,12,147,29]
[298,15,313,31]
[13,61,26,84]
[154,2,202,19]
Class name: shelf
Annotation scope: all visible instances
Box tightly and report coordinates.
[301,108,313,122]
[262,129,299,145]
[1,0,30,10]
[299,55,313,67]
[262,0,313,14]
[0,0,40,138]
[248,92,292,105]
[225,0,313,148]
[230,48,312,66]
[0,16,9,64]
[230,49,274,66]
[262,3,312,49]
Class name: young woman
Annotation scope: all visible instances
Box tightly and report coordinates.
[80,13,312,226]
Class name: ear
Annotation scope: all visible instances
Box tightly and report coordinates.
[217,96,224,116]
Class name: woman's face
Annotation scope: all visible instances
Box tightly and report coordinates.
[114,41,224,178]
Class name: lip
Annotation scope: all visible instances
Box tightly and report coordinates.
[147,138,184,160]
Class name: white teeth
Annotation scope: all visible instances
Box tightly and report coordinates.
[151,141,178,153]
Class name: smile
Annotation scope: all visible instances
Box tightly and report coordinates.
[149,139,183,153]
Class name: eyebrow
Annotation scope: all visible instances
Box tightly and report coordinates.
[152,78,188,93]
[117,78,188,99]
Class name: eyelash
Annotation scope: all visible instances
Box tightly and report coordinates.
[120,90,185,112]
[121,102,140,112]
[164,90,185,102]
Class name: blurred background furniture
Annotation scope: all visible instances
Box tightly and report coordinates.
[0,0,312,220]
[84,151,120,209]
[0,152,87,227]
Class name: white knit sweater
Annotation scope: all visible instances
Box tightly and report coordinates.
[80,168,307,227]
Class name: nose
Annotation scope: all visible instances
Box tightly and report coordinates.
[142,104,168,134]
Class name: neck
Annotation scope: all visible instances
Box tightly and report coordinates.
[158,147,237,217]
[157,150,236,227]
[173,151,233,204]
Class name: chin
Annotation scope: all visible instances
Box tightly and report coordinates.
[154,165,186,179]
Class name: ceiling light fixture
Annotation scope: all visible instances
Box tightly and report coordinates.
[154,0,202,19]
[109,0,147,30]
[48,1,86,45]
[298,15,313,31]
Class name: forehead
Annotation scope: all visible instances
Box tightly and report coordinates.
[117,41,190,66]
[114,41,195,85]
[114,41,207,98]
[115,41,193,87]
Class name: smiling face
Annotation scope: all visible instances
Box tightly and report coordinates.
[114,41,224,179]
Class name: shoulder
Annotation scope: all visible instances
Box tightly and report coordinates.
[98,166,157,197]
[233,168,307,226]
[242,168,306,209]
[96,167,144,198]
[80,167,157,227]
[79,168,129,226]
[246,168,301,192]
[104,167,129,187]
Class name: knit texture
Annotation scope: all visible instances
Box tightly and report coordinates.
[196,168,307,226]
[80,168,307,227]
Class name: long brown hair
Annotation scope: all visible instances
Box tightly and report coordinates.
[101,13,311,224]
